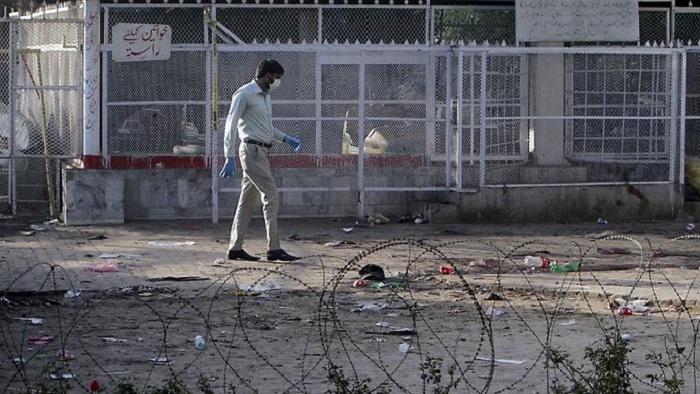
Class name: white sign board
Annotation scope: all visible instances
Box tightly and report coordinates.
[516,0,639,42]
[112,23,172,62]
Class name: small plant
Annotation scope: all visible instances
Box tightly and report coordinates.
[645,351,684,394]
[419,356,461,394]
[197,375,215,394]
[148,380,189,394]
[545,334,632,394]
[324,363,390,394]
[112,379,139,394]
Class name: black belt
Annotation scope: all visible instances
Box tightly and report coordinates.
[244,139,272,149]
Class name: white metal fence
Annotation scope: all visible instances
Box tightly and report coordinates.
[0,14,83,217]
[97,4,689,221]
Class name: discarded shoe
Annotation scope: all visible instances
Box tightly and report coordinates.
[266,249,299,262]
[228,249,261,261]
[359,264,385,281]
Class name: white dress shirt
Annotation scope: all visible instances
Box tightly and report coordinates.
[223,79,286,158]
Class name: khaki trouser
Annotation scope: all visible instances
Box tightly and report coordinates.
[228,143,280,251]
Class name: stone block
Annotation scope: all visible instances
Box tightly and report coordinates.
[63,169,124,225]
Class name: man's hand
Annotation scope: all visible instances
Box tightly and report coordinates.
[219,158,235,178]
[284,135,301,152]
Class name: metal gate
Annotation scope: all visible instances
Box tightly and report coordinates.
[1,17,83,218]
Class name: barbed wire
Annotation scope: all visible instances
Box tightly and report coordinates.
[2,234,700,393]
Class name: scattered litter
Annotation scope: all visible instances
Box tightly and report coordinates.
[342,227,354,234]
[375,321,392,328]
[46,219,60,225]
[629,299,650,312]
[324,240,355,247]
[147,276,208,282]
[611,298,650,313]
[30,224,47,231]
[586,230,615,239]
[485,307,504,317]
[13,357,26,364]
[687,223,696,232]
[559,320,576,326]
[287,234,300,240]
[15,317,43,325]
[398,343,413,353]
[484,293,504,301]
[414,217,428,224]
[28,335,54,345]
[49,373,75,380]
[239,278,281,292]
[597,217,608,225]
[353,279,368,288]
[616,306,633,316]
[551,261,581,273]
[56,350,75,361]
[19,230,35,236]
[523,255,551,268]
[148,240,196,247]
[102,337,128,343]
[359,264,385,281]
[373,337,386,343]
[85,262,119,272]
[87,234,108,240]
[89,380,100,393]
[98,253,140,259]
[597,247,631,255]
[620,333,634,342]
[64,290,82,298]
[475,356,526,365]
[150,357,169,364]
[364,327,416,336]
[366,214,389,225]
[370,282,386,289]
[439,265,455,275]
[351,302,386,312]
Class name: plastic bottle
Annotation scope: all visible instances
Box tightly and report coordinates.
[524,256,550,268]
[399,343,411,353]
[194,335,205,350]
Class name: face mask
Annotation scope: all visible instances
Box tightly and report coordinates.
[269,78,282,91]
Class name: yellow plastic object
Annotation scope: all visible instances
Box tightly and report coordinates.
[687,156,700,192]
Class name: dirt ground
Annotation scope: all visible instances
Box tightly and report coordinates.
[1,217,700,393]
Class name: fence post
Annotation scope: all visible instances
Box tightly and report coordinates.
[479,51,487,188]
[357,50,366,218]
[445,51,452,189]
[456,51,463,190]
[8,21,16,214]
[83,0,101,169]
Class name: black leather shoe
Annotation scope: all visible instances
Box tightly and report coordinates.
[228,249,260,261]
[266,249,299,262]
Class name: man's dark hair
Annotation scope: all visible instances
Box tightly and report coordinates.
[256,59,284,78]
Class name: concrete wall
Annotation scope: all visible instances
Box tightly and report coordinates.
[62,167,445,224]
[63,167,683,225]
[458,184,681,223]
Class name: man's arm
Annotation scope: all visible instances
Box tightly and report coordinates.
[223,89,247,158]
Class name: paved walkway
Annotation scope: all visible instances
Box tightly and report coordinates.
[1,217,699,303]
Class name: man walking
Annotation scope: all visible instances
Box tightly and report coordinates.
[220,59,301,262]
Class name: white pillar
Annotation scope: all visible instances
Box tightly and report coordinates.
[532,42,566,165]
[82,0,101,168]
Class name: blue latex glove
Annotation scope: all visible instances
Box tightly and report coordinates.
[219,158,235,178]
[284,135,301,152]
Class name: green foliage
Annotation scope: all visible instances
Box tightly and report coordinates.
[433,9,515,43]
[645,352,684,394]
[324,364,391,394]
[419,356,461,394]
[545,334,633,394]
